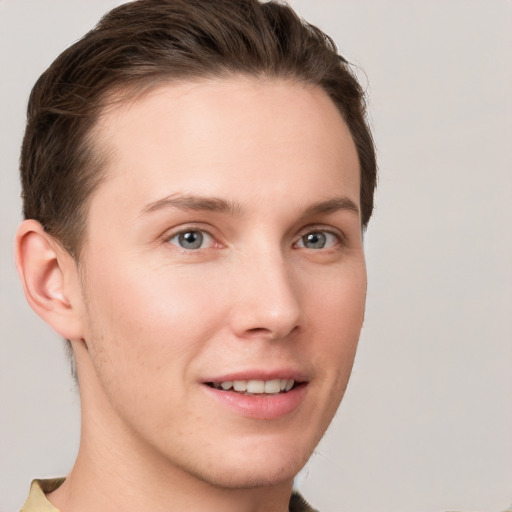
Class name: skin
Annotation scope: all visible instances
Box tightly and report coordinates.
[16,77,366,512]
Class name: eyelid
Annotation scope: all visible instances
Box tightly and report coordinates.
[294,225,347,249]
[164,224,222,250]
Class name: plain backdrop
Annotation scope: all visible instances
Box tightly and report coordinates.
[1,1,511,511]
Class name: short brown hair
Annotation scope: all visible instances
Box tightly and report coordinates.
[20,0,377,258]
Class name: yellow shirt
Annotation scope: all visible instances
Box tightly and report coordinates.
[20,478,318,512]
[20,479,65,512]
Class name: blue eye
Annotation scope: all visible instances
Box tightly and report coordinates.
[169,230,213,250]
[296,231,339,249]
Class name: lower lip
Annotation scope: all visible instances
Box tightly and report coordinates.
[202,384,308,420]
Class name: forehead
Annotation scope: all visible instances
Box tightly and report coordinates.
[89,77,360,218]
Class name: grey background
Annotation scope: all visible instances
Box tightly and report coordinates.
[1,1,511,511]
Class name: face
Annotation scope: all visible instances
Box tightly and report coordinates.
[74,77,366,489]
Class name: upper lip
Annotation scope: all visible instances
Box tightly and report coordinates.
[202,369,308,383]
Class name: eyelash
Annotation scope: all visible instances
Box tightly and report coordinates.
[166,226,218,251]
[294,227,346,251]
[164,225,346,252]
[295,229,341,250]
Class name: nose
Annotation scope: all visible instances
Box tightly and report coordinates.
[229,248,303,341]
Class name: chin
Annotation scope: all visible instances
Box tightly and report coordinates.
[195,462,300,491]
[179,437,315,491]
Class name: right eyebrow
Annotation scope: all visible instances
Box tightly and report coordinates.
[139,193,244,217]
[302,196,360,217]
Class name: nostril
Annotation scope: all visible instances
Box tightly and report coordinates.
[246,327,271,335]
[245,325,299,340]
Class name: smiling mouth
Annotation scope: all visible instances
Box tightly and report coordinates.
[206,378,297,395]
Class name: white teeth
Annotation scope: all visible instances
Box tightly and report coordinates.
[247,380,265,393]
[233,380,247,392]
[215,379,295,394]
[264,379,281,394]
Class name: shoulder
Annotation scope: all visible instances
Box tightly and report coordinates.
[289,490,319,512]
[20,478,65,512]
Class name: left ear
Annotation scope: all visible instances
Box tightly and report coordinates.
[15,219,85,341]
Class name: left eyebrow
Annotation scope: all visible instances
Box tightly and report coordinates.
[139,193,244,217]
[302,196,360,217]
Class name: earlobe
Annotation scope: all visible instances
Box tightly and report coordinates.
[15,219,84,341]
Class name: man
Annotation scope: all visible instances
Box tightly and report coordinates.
[15,1,376,511]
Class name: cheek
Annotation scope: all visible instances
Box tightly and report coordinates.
[79,257,231,433]
[80,257,226,380]
[305,259,366,379]
[309,255,366,326]
[289,259,366,446]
